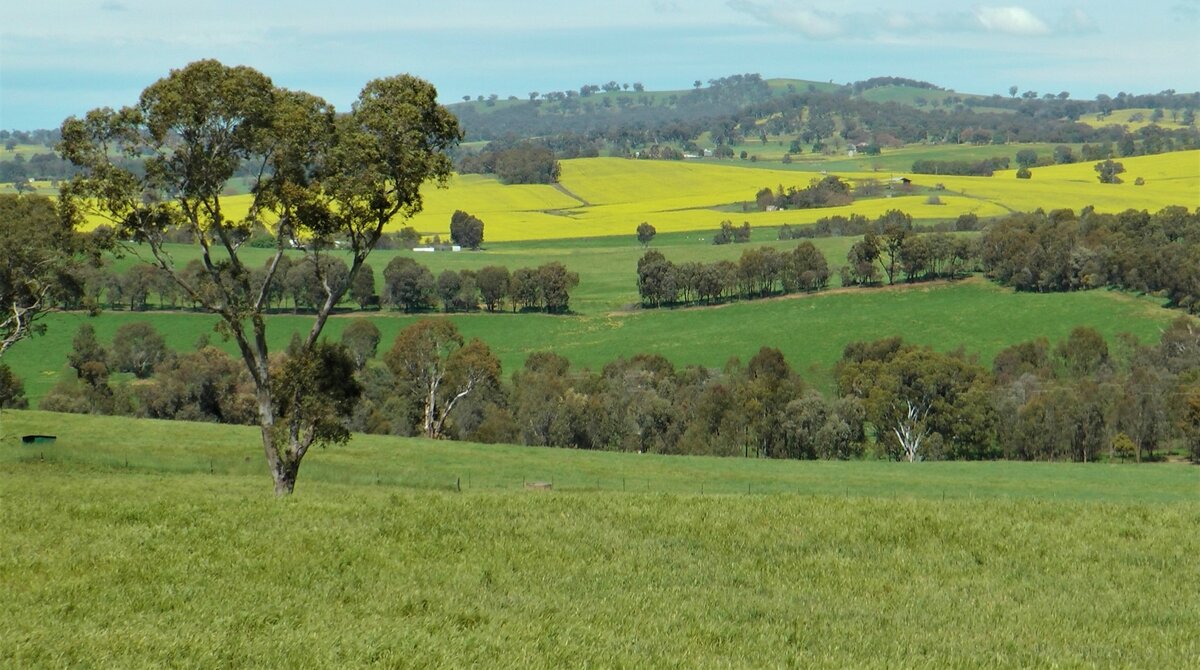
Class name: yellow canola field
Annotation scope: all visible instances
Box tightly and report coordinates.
[407,152,1197,241]
[1076,108,1189,131]
[74,151,1200,241]
[929,151,1200,214]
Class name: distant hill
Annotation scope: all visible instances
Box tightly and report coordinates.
[447,74,1014,141]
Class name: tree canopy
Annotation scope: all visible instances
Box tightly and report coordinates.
[0,194,90,358]
[58,59,462,495]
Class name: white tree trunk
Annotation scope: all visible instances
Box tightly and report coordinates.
[893,400,927,462]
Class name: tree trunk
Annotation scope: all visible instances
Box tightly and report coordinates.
[272,459,299,496]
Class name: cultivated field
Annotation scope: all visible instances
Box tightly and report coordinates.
[14,148,1198,240]
[403,150,1200,241]
[2,411,1197,666]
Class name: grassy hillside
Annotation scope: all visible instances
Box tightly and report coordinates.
[9,274,1186,404]
[1078,108,1191,130]
[2,411,1198,666]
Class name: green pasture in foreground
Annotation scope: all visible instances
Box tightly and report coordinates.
[3,410,1198,501]
[1,411,1198,666]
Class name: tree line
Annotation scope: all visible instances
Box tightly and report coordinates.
[39,253,580,316]
[8,317,1196,464]
[381,258,579,314]
[980,206,1200,314]
[637,242,831,307]
[911,156,1010,177]
[447,73,1200,160]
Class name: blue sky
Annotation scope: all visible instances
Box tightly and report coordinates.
[2,0,1198,130]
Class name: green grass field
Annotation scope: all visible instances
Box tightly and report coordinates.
[7,230,1194,404]
[2,411,1198,666]
[8,273,1187,404]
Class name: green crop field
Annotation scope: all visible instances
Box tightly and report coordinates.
[8,272,1187,405]
[1,411,1197,666]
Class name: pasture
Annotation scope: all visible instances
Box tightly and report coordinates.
[1,410,1198,666]
[8,271,1185,404]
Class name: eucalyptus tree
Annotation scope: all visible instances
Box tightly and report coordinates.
[0,193,88,358]
[59,60,462,494]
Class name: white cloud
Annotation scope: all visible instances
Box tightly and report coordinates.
[973,6,1050,36]
[727,2,1063,40]
[727,1,844,39]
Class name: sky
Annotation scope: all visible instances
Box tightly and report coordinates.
[2,0,1198,130]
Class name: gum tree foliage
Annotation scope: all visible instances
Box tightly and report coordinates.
[475,265,511,312]
[58,60,461,495]
[383,257,437,312]
[0,194,90,358]
[340,318,382,371]
[1094,159,1125,184]
[449,210,484,249]
[110,321,171,379]
[636,222,657,247]
[384,320,501,439]
[837,338,995,461]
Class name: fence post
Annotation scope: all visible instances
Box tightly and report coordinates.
[456,477,461,493]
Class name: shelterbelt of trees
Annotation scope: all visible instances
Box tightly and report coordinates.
[639,205,1200,314]
[8,315,1198,465]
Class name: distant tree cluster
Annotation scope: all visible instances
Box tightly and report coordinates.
[911,157,1010,176]
[0,152,80,185]
[779,208,979,287]
[980,206,1200,313]
[40,322,257,422]
[383,258,579,314]
[456,139,561,184]
[840,212,979,287]
[1094,160,1126,184]
[635,144,684,160]
[711,220,752,245]
[753,175,853,210]
[779,211,983,241]
[638,242,830,307]
[849,77,943,93]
